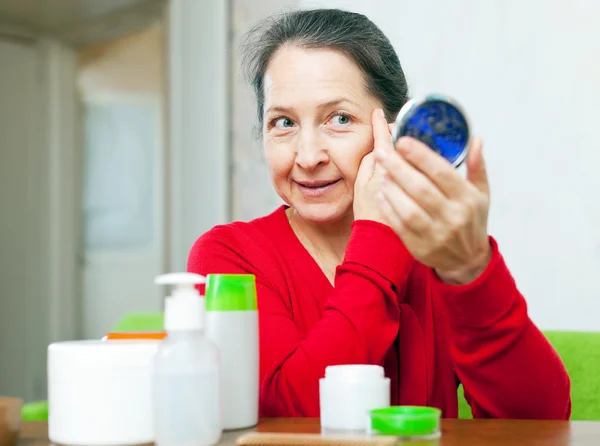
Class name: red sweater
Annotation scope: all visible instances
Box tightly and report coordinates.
[188,205,571,419]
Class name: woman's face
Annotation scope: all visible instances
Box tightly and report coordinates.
[263,45,382,225]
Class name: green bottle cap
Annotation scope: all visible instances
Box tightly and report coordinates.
[205,274,257,311]
[369,406,441,438]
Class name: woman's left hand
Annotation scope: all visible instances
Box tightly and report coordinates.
[374,135,492,285]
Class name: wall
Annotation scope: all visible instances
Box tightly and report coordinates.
[234,0,600,331]
[78,23,163,95]
[230,0,298,221]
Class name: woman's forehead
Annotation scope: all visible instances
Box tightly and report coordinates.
[263,46,368,111]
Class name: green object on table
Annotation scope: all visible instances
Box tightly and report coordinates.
[21,400,48,421]
[111,312,164,332]
[369,406,441,437]
[458,330,600,421]
[21,311,165,421]
[457,384,472,419]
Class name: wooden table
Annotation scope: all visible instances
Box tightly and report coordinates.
[16,418,600,445]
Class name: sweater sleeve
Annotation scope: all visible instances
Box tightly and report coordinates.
[432,237,571,420]
[188,220,414,417]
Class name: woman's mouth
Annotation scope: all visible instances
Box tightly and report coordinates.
[295,179,341,198]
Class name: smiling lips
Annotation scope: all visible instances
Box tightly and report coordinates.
[295,179,341,198]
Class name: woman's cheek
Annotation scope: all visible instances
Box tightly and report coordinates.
[264,140,295,177]
[327,130,373,180]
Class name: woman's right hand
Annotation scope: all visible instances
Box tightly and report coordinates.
[353,109,393,224]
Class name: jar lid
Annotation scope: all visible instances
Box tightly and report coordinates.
[369,406,441,437]
[323,364,385,381]
[393,93,470,168]
[48,340,160,369]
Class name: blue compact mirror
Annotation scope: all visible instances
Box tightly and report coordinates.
[392,94,470,168]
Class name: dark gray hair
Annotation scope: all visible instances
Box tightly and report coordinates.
[241,8,410,137]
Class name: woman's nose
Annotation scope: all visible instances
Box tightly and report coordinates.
[295,129,329,170]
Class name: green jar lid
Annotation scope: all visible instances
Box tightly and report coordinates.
[205,274,257,311]
[369,406,441,437]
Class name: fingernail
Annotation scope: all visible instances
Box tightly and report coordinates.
[377,108,385,119]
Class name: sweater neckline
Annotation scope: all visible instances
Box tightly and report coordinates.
[273,205,334,291]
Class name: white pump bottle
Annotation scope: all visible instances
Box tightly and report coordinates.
[152,272,221,446]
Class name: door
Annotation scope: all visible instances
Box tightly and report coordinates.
[81,93,165,339]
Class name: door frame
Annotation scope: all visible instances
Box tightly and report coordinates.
[165,0,231,272]
[41,39,82,344]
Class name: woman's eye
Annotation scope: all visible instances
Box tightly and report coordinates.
[274,118,295,128]
[330,114,350,125]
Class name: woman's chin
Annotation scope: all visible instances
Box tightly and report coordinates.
[293,202,352,226]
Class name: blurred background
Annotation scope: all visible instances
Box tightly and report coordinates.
[0,0,598,403]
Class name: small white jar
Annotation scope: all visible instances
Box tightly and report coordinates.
[319,365,390,434]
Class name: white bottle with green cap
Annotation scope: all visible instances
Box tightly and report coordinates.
[153,272,222,446]
[205,274,258,430]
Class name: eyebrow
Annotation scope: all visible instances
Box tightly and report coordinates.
[265,98,360,115]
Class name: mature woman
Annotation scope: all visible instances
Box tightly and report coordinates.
[188,8,571,419]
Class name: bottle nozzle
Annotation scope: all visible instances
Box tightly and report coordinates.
[155,272,206,287]
[155,273,206,331]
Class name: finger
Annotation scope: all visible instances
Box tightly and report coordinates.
[376,190,402,231]
[357,152,376,183]
[466,137,489,196]
[380,175,433,235]
[373,160,386,183]
[377,190,422,249]
[373,144,388,177]
[372,108,394,152]
[374,148,447,218]
[395,136,469,199]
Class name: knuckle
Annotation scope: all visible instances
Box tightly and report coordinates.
[462,196,478,215]
[432,226,447,245]
[391,221,406,237]
[403,207,422,225]
[447,209,467,234]
[450,218,466,235]
[412,181,430,199]
[420,245,437,262]
[477,193,490,210]
[434,231,452,249]
[434,168,452,183]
